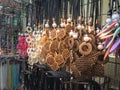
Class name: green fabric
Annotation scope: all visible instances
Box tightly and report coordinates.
[8,64,14,90]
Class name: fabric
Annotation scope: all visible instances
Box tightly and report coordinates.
[0,62,8,89]
[8,64,14,90]
[0,62,3,90]
[0,61,11,90]
[14,63,20,90]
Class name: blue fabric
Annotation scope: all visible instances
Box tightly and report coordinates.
[17,64,20,89]
[14,63,20,90]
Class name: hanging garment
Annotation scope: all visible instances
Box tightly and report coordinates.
[8,63,14,90]
[3,61,8,89]
[0,62,3,90]
[0,61,8,90]
[14,63,20,90]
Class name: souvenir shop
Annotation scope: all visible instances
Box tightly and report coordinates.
[0,0,120,90]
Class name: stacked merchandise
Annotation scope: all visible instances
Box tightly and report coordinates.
[16,0,119,81]
[23,17,107,81]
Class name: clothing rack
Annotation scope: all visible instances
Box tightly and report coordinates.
[0,55,27,90]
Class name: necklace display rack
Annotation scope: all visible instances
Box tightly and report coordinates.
[16,0,120,90]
